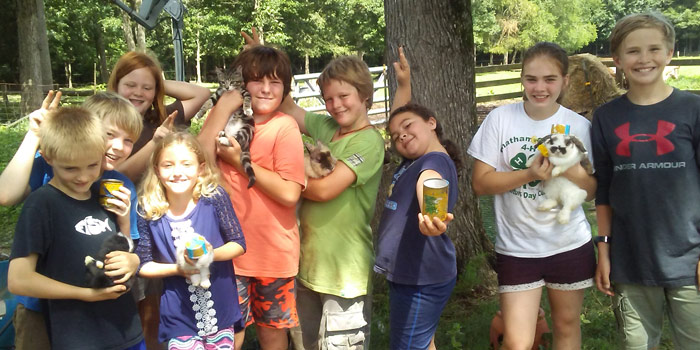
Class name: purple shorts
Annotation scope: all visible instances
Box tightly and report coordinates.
[496,241,595,293]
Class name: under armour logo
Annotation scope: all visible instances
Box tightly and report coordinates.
[615,121,675,157]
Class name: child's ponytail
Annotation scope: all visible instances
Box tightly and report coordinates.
[389,103,463,173]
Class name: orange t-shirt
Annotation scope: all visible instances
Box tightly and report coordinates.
[218,111,305,278]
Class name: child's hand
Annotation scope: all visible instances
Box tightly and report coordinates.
[176,260,199,278]
[418,212,454,236]
[595,246,615,296]
[526,153,553,181]
[217,90,244,115]
[394,46,410,87]
[153,111,176,143]
[104,251,139,284]
[216,136,243,171]
[104,185,131,218]
[82,284,128,302]
[28,90,62,137]
[241,27,262,50]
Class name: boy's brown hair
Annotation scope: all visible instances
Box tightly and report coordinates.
[610,12,675,56]
[234,46,292,97]
[40,107,105,161]
[318,56,374,109]
[83,91,143,141]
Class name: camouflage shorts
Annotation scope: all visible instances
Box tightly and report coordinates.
[237,276,299,329]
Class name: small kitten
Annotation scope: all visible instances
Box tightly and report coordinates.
[212,66,256,188]
[174,230,214,289]
[526,133,593,224]
[194,66,253,120]
[304,140,337,178]
[84,232,135,289]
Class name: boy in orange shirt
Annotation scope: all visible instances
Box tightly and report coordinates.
[198,45,304,350]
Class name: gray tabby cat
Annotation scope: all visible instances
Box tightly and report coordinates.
[195,65,256,188]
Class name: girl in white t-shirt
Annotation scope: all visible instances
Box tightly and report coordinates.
[467,42,596,349]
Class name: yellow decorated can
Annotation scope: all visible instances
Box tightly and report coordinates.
[99,179,124,209]
[422,178,449,221]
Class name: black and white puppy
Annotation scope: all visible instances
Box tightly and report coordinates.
[84,232,135,289]
[526,133,593,224]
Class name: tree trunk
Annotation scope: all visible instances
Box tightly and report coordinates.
[121,11,136,51]
[196,29,202,83]
[65,62,73,89]
[384,0,493,272]
[305,54,310,74]
[95,25,109,83]
[17,0,45,114]
[489,53,493,66]
[511,50,518,64]
[503,52,508,65]
[134,0,147,51]
[35,0,53,88]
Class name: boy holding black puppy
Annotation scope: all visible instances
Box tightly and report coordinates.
[7,107,143,350]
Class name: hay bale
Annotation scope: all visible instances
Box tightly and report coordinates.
[561,54,624,120]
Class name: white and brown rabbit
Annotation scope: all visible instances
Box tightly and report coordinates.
[526,133,593,224]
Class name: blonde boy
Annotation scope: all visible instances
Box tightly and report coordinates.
[592,12,700,349]
[8,107,143,349]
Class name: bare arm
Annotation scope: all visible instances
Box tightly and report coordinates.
[212,242,245,261]
[197,91,243,164]
[163,80,211,122]
[594,204,614,296]
[9,254,127,302]
[0,91,61,206]
[391,46,411,112]
[117,111,176,181]
[0,132,36,205]
[217,139,302,207]
[472,156,552,196]
[279,95,308,134]
[302,162,356,202]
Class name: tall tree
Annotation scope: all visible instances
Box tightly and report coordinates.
[17,0,51,114]
[36,0,53,87]
[384,0,493,269]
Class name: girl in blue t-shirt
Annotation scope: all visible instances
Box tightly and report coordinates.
[135,132,246,349]
[375,102,461,350]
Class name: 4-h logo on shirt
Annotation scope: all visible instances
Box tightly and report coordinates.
[510,152,540,188]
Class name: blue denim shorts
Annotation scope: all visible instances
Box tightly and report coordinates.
[388,277,456,350]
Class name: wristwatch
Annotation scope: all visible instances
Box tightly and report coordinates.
[594,236,611,245]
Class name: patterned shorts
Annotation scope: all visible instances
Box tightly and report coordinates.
[167,326,235,350]
[237,276,299,329]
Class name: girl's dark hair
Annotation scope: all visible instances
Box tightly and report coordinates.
[389,103,463,171]
[522,41,569,76]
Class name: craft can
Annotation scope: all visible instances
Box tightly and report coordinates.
[99,179,124,209]
[186,235,208,259]
[422,178,449,221]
